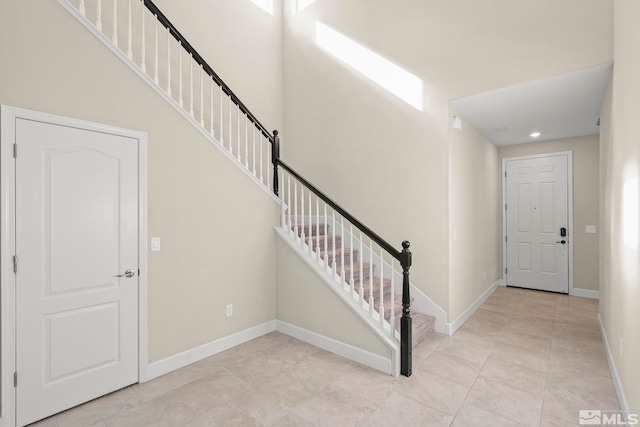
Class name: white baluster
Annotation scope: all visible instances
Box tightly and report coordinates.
[153,18,158,84]
[189,58,194,117]
[127,0,132,59]
[324,204,329,270]
[79,0,86,16]
[308,191,312,254]
[280,174,286,228]
[252,126,256,176]
[200,65,204,126]
[340,218,345,284]
[259,132,264,182]
[166,29,171,96]
[244,115,248,168]
[379,248,385,327]
[97,0,103,31]
[177,46,183,107]
[210,78,214,136]
[266,136,270,188]
[293,180,298,238]
[237,108,241,163]
[287,175,292,234]
[316,197,321,256]
[332,211,337,276]
[140,1,146,73]
[219,86,224,145]
[300,189,305,249]
[390,265,396,338]
[359,231,364,304]
[228,97,233,154]
[349,224,354,295]
[112,0,118,45]
[369,240,374,314]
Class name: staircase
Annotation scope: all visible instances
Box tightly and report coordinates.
[292,222,435,349]
[57,0,439,377]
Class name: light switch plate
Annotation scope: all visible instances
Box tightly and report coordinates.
[151,237,161,251]
[586,225,597,234]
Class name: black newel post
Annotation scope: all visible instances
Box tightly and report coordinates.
[400,240,412,377]
[272,130,280,196]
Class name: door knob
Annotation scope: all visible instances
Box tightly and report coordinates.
[556,240,567,245]
[115,269,136,278]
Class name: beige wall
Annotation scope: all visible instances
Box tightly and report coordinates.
[282,0,612,319]
[449,108,501,321]
[499,135,601,292]
[276,239,391,358]
[0,0,282,362]
[152,0,283,132]
[599,0,640,412]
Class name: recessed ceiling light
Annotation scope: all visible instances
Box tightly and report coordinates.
[530,132,541,138]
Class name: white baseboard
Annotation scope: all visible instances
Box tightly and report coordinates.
[446,279,501,335]
[275,320,393,375]
[598,314,629,413]
[571,288,600,299]
[145,321,276,381]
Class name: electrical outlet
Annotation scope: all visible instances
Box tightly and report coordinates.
[620,338,623,357]
[226,304,233,317]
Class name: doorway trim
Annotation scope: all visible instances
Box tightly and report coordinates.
[0,105,148,427]
[501,151,574,295]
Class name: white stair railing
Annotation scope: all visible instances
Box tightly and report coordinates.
[58,0,275,195]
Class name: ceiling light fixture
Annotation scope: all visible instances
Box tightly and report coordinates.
[530,132,541,138]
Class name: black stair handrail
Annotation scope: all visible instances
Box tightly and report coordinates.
[143,0,273,142]
[276,158,402,261]
[272,133,413,377]
[140,0,413,377]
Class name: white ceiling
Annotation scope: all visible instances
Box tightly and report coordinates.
[450,63,613,147]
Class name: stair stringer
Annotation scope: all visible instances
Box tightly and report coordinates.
[56,0,280,206]
[275,227,400,377]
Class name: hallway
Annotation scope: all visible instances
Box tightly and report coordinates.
[32,286,616,426]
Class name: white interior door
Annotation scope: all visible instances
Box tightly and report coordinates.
[15,118,139,426]
[505,154,569,293]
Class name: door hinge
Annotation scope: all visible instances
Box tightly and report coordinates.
[13,255,17,273]
[13,143,17,158]
[505,236,508,242]
[505,268,508,274]
[505,171,507,178]
[14,372,17,387]
[505,204,507,210]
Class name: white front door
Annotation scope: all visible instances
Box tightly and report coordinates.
[15,118,139,426]
[505,154,569,293]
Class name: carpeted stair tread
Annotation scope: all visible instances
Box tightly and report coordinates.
[317,247,359,265]
[291,223,328,237]
[337,263,374,282]
[306,234,342,250]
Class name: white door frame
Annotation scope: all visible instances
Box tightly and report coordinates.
[1,105,149,427]
[502,151,574,294]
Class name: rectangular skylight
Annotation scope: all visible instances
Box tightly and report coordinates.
[249,0,273,15]
[315,22,423,111]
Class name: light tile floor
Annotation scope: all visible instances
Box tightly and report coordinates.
[31,286,618,426]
